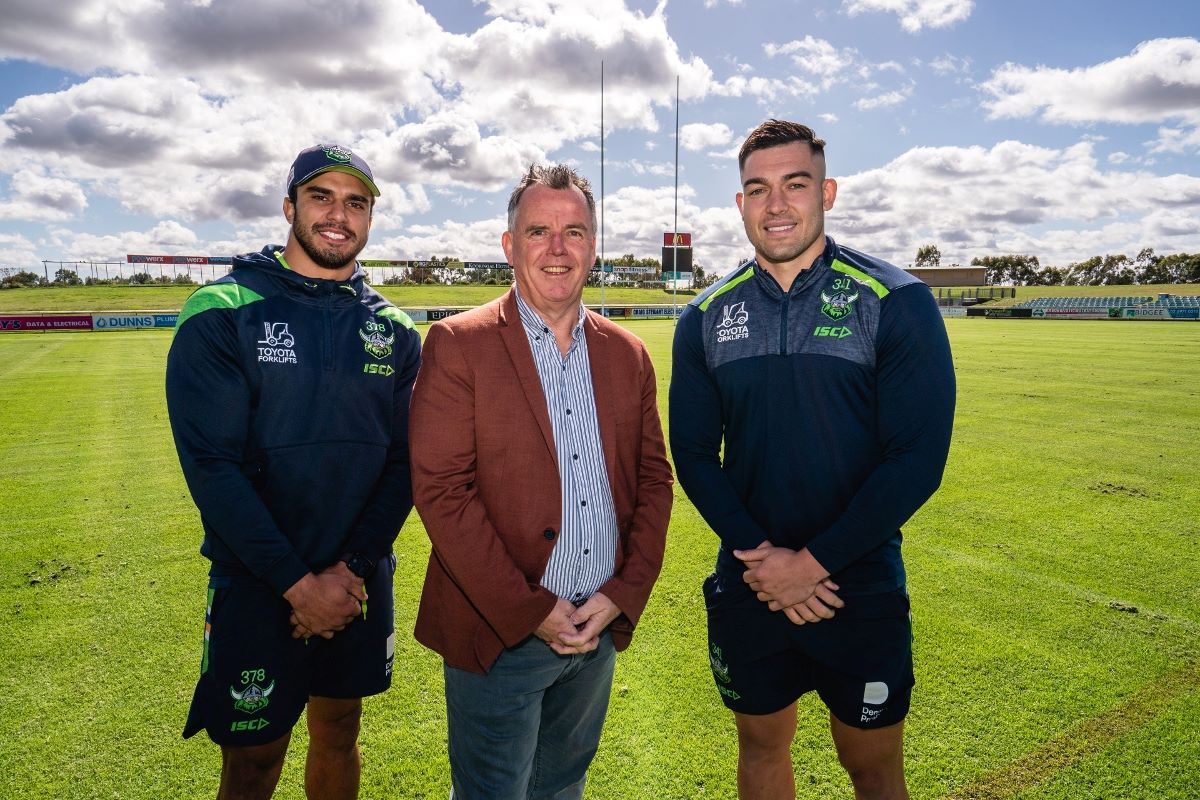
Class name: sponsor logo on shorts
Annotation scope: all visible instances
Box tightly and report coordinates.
[230,718,270,732]
[385,633,395,677]
[230,668,275,716]
[860,680,889,724]
[710,644,742,700]
[863,681,890,705]
[716,302,750,343]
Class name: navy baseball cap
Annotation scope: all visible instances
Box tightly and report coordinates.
[287,144,380,198]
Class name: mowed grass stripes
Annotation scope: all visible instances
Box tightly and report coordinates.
[0,318,1196,799]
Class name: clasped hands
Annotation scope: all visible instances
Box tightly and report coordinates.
[734,540,843,626]
[283,561,367,640]
[535,591,621,655]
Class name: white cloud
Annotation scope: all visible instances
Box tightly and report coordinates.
[679,123,734,151]
[764,36,911,109]
[981,38,1200,128]
[0,0,720,236]
[43,220,213,265]
[843,0,974,33]
[0,232,39,269]
[0,169,87,222]
[824,138,1200,266]
[854,88,912,110]
[373,218,506,263]
[930,54,971,76]
[1148,126,1200,155]
[766,36,860,90]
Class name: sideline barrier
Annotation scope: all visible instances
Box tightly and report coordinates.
[92,313,178,330]
[7,303,1196,332]
[1032,309,1112,320]
[1,314,93,331]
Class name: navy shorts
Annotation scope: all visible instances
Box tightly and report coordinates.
[703,571,913,729]
[183,554,396,746]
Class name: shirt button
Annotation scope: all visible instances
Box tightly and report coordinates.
[583,549,590,555]
[565,408,572,415]
[543,529,555,540]
[572,454,579,460]
[581,500,587,507]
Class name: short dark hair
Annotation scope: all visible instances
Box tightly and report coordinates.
[738,119,826,173]
[507,164,597,233]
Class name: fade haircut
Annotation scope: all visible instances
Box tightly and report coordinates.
[738,119,826,173]
[506,164,597,233]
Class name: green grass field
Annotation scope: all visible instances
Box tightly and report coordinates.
[1,318,1197,798]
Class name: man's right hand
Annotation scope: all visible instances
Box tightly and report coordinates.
[283,572,366,639]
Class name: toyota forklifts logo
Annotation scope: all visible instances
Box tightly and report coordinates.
[716,302,750,343]
[257,322,298,364]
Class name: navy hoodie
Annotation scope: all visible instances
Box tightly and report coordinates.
[670,236,955,595]
[166,245,421,595]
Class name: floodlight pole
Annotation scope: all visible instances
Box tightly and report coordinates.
[600,60,606,316]
[672,74,679,321]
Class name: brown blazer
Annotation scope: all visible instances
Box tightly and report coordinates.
[410,289,673,674]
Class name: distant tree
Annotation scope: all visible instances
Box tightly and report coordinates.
[53,268,82,285]
[692,264,719,289]
[971,254,1043,285]
[0,269,45,289]
[915,244,941,268]
[128,271,154,285]
[1061,254,1133,286]
[1152,252,1200,283]
[1040,265,1068,286]
[1136,249,1200,284]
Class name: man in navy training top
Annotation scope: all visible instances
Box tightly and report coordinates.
[166,144,420,799]
[670,119,955,799]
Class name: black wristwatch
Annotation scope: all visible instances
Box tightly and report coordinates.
[340,552,375,580]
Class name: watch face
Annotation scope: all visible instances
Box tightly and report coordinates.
[344,555,373,579]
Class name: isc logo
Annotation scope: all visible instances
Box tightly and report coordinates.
[363,363,395,376]
[230,719,270,732]
[812,325,853,339]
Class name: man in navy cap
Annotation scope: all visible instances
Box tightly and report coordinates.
[166,144,420,799]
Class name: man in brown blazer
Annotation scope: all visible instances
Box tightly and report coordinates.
[409,163,673,799]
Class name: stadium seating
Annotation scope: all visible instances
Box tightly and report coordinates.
[1014,296,1151,309]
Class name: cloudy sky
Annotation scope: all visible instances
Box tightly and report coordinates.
[1,0,1198,276]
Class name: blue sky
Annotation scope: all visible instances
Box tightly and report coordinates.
[0,0,1197,276]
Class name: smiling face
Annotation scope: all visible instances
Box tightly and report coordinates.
[282,170,373,280]
[736,140,837,288]
[502,183,596,321]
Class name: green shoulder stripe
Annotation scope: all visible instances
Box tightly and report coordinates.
[832,259,889,299]
[377,306,415,331]
[175,283,266,332]
[699,266,756,311]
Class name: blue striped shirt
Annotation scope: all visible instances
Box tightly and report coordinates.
[515,289,618,604]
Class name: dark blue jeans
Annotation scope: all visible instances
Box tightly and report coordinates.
[444,631,616,800]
